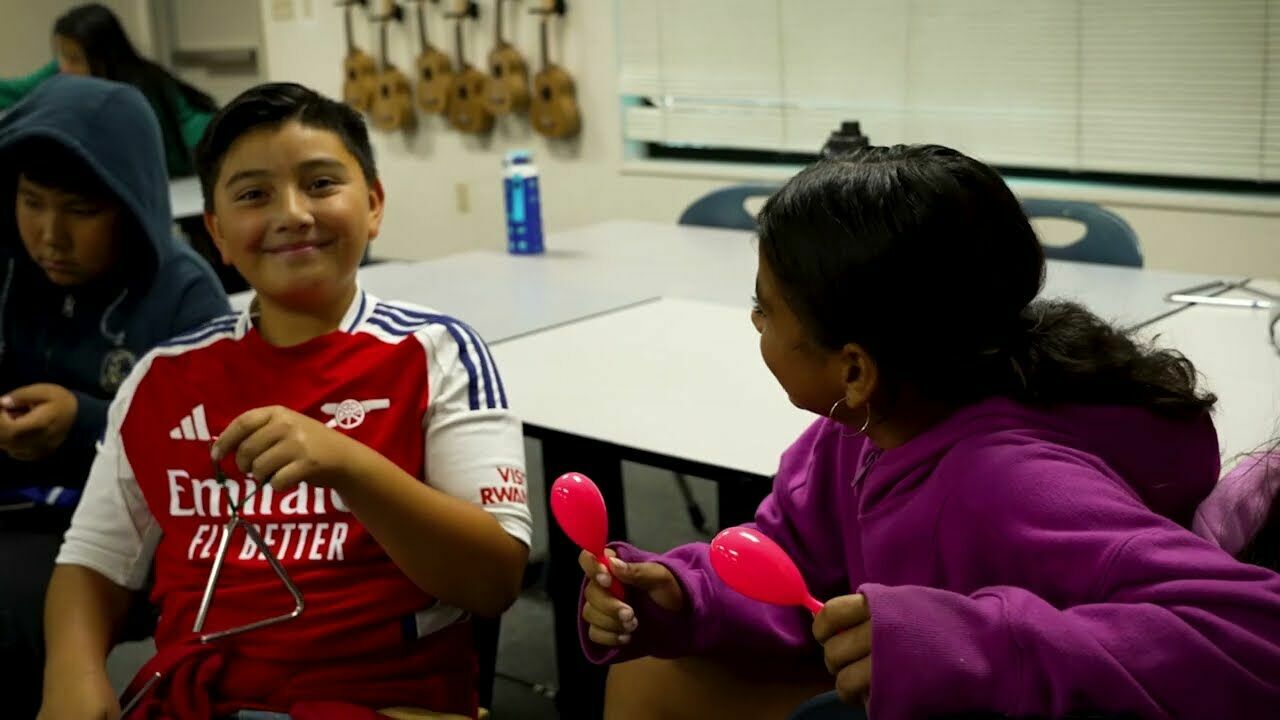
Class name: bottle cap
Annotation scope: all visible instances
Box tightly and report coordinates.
[505,150,533,165]
[820,121,870,158]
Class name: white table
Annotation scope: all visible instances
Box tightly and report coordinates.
[169,177,203,220]
[493,298,810,478]
[499,293,1278,487]
[548,220,1238,329]
[1137,280,1280,463]
[229,221,1236,342]
[230,254,659,344]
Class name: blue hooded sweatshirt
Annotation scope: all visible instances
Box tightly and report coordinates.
[0,75,229,517]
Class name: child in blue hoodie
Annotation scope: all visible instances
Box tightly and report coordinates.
[579,146,1280,719]
[0,74,228,717]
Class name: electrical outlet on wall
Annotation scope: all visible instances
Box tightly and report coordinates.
[455,183,471,214]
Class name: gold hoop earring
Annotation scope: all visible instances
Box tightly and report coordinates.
[828,399,872,439]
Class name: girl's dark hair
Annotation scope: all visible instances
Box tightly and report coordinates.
[53,3,218,177]
[757,144,1216,419]
[1238,447,1280,571]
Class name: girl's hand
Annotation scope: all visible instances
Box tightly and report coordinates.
[813,593,873,705]
[579,549,684,647]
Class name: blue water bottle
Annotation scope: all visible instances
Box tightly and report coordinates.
[503,150,544,255]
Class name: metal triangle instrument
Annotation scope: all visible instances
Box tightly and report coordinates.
[193,447,305,643]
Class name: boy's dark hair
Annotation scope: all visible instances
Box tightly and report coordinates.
[757,145,1217,420]
[55,3,218,177]
[194,82,377,211]
[12,138,116,201]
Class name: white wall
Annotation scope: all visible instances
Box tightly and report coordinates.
[4,0,1233,279]
[0,1,81,69]
[164,0,263,105]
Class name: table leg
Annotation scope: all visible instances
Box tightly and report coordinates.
[541,435,626,720]
[717,474,773,528]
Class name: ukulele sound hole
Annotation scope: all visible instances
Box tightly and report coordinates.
[422,68,433,81]
[541,86,552,102]
[347,70,357,81]
[458,86,469,100]
[493,65,504,78]
[382,85,390,99]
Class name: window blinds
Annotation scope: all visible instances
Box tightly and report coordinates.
[617,0,1277,182]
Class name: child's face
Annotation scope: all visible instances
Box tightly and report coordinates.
[16,175,123,287]
[752,252,850,415]
[54,35,90,76]
[204,121,383,310]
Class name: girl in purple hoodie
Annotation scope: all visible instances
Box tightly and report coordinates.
[578,145,1280,719]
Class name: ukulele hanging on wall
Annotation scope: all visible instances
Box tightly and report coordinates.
[409,0,452,114]
[483,0,530,116]
[445,0,493,134]
[529,0,580,139]
[369,0,416,131]
[340,0,377,111]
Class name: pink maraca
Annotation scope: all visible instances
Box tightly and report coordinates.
[709,526,823,615]
[550,472,626,599]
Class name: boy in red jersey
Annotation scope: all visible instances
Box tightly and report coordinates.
[39,83,531,719]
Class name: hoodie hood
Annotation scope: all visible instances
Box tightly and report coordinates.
[865,396,1220,527]
[0,74,175,278]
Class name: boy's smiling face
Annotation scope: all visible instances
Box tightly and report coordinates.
[204,120,384,311]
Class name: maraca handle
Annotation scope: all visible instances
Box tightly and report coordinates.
[607,576,626,599]
[591,550,627,597]
[596,553,627,599]
[803,595,824,616]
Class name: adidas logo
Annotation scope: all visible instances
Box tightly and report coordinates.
[170,404,213,441]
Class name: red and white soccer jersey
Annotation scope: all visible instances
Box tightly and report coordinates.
[58,288,531,698]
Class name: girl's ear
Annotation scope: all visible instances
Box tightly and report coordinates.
[840,342,878,412]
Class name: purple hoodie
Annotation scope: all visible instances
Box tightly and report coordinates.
[581,397,1280,719]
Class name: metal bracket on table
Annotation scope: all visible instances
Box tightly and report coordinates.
[1166,279,1274,310]
[1164,278,1280,355]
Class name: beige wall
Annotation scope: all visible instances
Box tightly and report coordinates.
[165,0,263,106]
[0,1,151,71]
[258,0,800,264]
[0,1,90,69]
[258,0,650,263]
[1101,203,1280,279]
